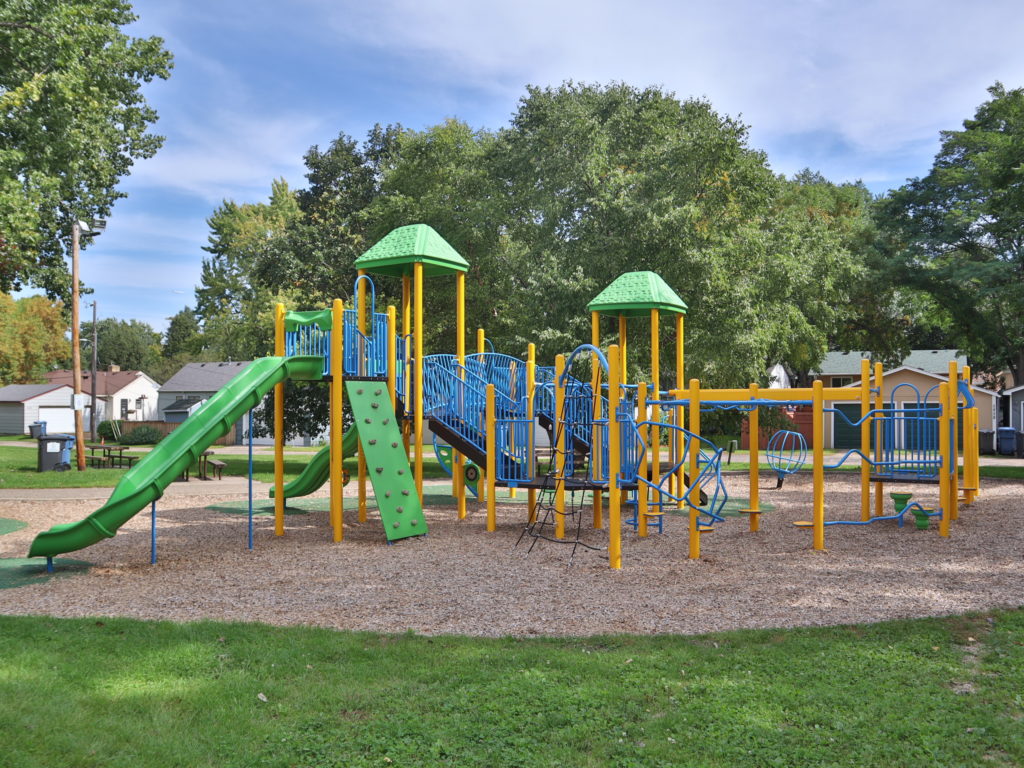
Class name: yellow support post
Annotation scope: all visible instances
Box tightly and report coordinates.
[873,363,884,519]
[948,361,959,522]
[675,313,685,510]
[939,382,951,538]
[650,308,660,529]
[963,366,979,503]
[414,262,424,502]
[357,271,367,523]
[485,383,497,532]
[402,274,411,457]
[554,353,566,539]
[455,272,466,519]
[608,344,622,570]
[274,302,286,536]
[812,379,825,551]
[591,311,603,528]
[618,314,627,387]
[527,343,537,524]
[687,378,701,559]
[330,299,345,541]
[744,382,760,532]
[475,328,486,507]
[637,382,649,537]
[860,358,871,521]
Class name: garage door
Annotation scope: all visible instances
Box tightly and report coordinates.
[37,406,75,433]
[832,404,875,449]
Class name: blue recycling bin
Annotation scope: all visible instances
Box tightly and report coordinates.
[28,421,46,438]
[996,427,1016,456]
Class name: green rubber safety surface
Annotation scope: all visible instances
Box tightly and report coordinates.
[207,500,313,516]
[0,557,91,590]
[0,518,28,536]
[346,381,427,541]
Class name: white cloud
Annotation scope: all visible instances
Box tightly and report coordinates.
[313,0,1024,185]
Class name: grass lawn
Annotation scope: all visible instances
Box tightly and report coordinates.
[0,445,447,488]
[0,610,1022,767]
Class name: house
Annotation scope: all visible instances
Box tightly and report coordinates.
[159,360,325,446]
[1005,384,1024,434]
[0,383,75,434]
[45,365,160,431]
[814,349,967,387]
[743,350,998,450]
[825,366,999,451]
[158,361,252,444]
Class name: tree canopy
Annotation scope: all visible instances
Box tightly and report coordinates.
[0,0,172,299]
[0,293,68,384]
[81,316,160,373]
[879,83,1024,384]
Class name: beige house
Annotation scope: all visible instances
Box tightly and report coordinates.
[823,365,998,450]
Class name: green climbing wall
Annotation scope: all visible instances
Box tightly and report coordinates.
[346,381,427,542]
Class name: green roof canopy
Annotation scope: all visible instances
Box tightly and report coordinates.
[587,271,687,317]
[354,224,469,278]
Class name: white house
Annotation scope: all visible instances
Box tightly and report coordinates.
[45,365,160,431]
[0,383,76,434]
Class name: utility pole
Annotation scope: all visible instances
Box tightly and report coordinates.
[70,217,104,468]
[90,300,98,442]
[71,220,86,470]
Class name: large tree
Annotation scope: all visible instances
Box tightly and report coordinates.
[0,0,172,299]
[880,83,1024,384]
[196,179,300,361]
[0,293,68,383]
[81,316,160,373]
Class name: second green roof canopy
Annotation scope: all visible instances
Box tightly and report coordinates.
[587,271,687,317]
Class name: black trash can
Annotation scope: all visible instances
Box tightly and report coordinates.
[28,421,46,439]
[979,430,995,455]
[1017,431,1024,459]
[37,434,74,472]
[996,427,1017,456]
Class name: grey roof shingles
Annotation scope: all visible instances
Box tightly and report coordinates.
[816,349,967,376]
[0,383,70,402]
[160,361,253,393]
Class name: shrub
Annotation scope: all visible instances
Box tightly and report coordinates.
[120,425,165,445]
[97,420,123,440]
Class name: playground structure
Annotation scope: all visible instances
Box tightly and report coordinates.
[27,224,981,571]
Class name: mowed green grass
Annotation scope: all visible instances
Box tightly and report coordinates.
[1,610,1022,767]
[0,445,447,488]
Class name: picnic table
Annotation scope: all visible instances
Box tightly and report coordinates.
[85,444,138,469]
[180,450,216,481]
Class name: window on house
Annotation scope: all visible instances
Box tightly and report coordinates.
[832,376,854,388]
[135,396,145,411]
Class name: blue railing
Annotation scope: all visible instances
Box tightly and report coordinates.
[635,423,728,524]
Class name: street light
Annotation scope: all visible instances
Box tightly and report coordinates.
[71,218,105,470]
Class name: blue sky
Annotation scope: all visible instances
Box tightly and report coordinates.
[64,0,1024,333]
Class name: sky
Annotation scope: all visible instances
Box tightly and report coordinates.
[59,0,1024,334]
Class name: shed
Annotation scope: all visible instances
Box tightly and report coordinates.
[0,383,76,435]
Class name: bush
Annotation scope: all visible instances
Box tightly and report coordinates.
[120,425,164,445]
[97,420,123,440]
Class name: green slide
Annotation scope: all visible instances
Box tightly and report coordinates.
[346,381,426,542]
[28,356,324,560]
[269,428,358,500]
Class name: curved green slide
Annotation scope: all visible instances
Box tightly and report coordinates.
[28,356,324,560]
[269,428,358,499]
